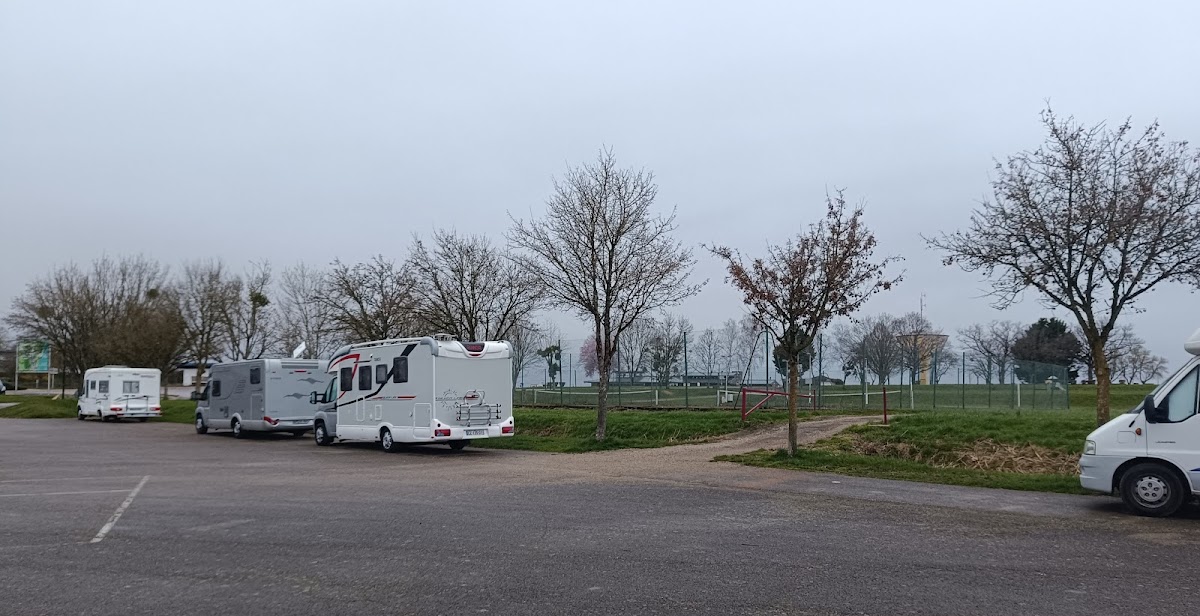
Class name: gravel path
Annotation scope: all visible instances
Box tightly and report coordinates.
[530,415,875,483]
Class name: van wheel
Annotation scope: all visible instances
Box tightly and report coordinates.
[313,422,333,446]
[448,440,469,450]
[1120,463,1185,517]
[231,418,245,439]
[380,428,399,453]
[195,415,208,434]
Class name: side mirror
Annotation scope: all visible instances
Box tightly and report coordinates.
[309,391,318,405]
[1144,394,1165,423]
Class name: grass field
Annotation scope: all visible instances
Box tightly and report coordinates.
[0,396,196,423]
[471,407,877,453]
[718,408,1105,494]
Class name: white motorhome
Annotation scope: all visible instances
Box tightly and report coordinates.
[195,358,328,438]
[78,366,162,422]
[310,335,515,452]
[1080,327,1200,517]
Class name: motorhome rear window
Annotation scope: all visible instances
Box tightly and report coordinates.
[339,367,353,392]
[250,367,261,385]
[213,381,222,397]
[123,381,139,394]
[98,381,109,394]
[375,364,388,384]
[392,357,408,383]
[358,367,372,390]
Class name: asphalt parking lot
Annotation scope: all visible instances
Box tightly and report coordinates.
[2,418,1199,616]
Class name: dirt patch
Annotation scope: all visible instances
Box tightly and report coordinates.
[839,435,1079,475]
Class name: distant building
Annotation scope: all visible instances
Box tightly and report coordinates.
[176,360,215,387]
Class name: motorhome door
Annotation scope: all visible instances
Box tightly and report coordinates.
[1146,365,1200,490]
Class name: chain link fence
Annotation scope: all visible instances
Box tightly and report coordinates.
[514,334,1072,411]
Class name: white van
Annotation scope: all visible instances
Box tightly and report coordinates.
[310,335,515,452]
[1080,327,1200,517]
[78,366,162,422]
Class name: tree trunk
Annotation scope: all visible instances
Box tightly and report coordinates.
[1093,340,1111,427]
[194,359,207,393]
[594,327,608,441]
[787,357,799,456]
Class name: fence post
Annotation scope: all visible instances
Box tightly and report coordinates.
[961,352,966,409]
[932,351,938,410]
[683,331,689,408]
[987,358,992,408]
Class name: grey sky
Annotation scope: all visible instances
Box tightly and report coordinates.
[3,1,1199,370]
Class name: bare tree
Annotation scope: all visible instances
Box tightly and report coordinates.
[960,320,1023,384]
[408,229,544,341]
[833,315,903,386]
[693,328,720,378]
[647,313,692,385]
[508,149,702,440]
[1122,346,1169,384]
[1075,323,1139,384]
[6,256,173,379]
[928,108,1200,425]
[222,262,276,361]
[710,191,900,454]
[178,260,239,391]
[617,317,657,382]
[319,255,422,342]
[276,262,336,359]
[105,286,187,394]
[717,317,754,382]
[509,320,552,387]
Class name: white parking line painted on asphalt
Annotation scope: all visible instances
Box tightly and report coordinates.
[0,489,132,498]
[90,475,150,544]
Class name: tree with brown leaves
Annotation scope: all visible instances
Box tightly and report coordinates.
[928,108,1200,426]
[508,149,702,441]
[710,190,901,455]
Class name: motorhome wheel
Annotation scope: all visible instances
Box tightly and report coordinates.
[380,428,398,453]
[1119,463,1185,517]
[195,415,208,434]
[448,440,469,450]
[77,409,85,421]
[314,422,333,446]
[137,418,148,422]
[231,418,244,439]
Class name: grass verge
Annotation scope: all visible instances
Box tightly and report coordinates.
[717,448,1088,494]
[0,396,196,423]
[717,409,1100,494]
[469,408,877,453]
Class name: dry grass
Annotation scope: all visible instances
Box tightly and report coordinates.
[834,434,1079,475]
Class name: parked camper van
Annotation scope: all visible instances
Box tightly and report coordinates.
[310,335,515,451]
[195,358,327,438]
[78,366,162,422]
[1080,327,1200,517]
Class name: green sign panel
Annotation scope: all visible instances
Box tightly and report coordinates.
[17,341,51,373]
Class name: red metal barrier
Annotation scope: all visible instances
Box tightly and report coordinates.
[740,387,814,421]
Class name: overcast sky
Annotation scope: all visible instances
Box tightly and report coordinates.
[2,0,1199,372]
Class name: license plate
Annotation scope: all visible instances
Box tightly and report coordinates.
[466,429,485,436]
